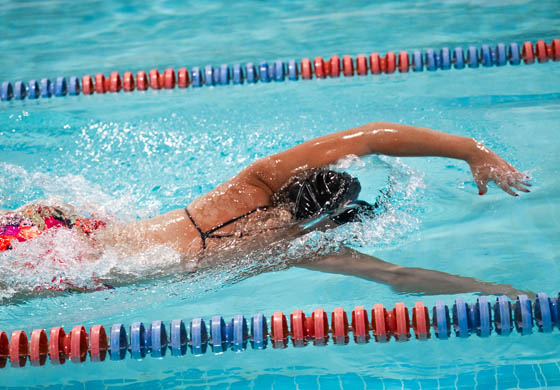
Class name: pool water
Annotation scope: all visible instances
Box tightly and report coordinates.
[1,0,560,388]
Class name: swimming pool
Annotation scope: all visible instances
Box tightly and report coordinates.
[1,0,560,388]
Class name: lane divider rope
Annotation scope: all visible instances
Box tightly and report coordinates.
[1,39,559,102]
[1,292,559,368]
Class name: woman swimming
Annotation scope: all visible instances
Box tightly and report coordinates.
[1,121,531,296]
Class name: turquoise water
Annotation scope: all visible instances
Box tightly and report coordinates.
[1,0,560,388]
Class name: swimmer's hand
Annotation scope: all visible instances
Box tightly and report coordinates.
[467,141,530,196]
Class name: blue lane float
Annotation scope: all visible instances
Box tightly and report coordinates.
[481,44,493,67]
[259,62,270,83]
[191,67,202,87]
[232,64,244,84]
[2,39,558,103]
[515,295,533,335]
[148,320,168,358]
[170,319,187,356]
[494,296,513,336]
[40,78,52,98]
[534,293,553,333]
[204,65,214,87]
[440,47,451,70]
[109,324,128,361]
[267,62,275,80]
[28,80,39,99]
[251,313,268,349]
[425,49,436,71]
[509,42,521,65]
[467,46,479,68]
[1,81,13,101]
[68,76,80,95]
[496,43,507,66]
[287,59,298,80]
[189,318,208,356]
[453,47,465,69]
[55,77,67,97]
[13,81,26,100]
[274,60,285,81]
[130,322,147,359]
[470,297,492,337]
[412,50,423,72]
[433,301,451,339]
[245,62,257,84]
[453,298,470,337]
[232,315,248,352]
[219,64,230,85]
[209,316,227,353]
[1,292,560,369]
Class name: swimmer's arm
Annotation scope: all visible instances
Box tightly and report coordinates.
[298,246,531,299]
[243,121,529,196]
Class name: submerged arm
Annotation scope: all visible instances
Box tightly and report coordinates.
[298,246,531,299]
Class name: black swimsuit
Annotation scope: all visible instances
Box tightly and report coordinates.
[185,206,267,250]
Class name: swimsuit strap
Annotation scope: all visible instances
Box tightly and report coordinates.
[185,206,268,250]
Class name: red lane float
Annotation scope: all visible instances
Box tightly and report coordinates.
[9,331,28,368]
[392,302,411,341]
[149,69,161,90]
[30,329,48,366]
[305,314,314,339]
[163,68,176,89]
[342,55,354,76]
[398,51,410,73]
[522,41,535,64]
[412,302,430,340]
[300,58,313,80]
[536,40,548,63]
[0,331,7,369]
[89,325,107,362]
[109,72,121,93]
[551,39,560,61]
[49,327,67,365]
[271,312,288,348]
[331,307,349,344]
[356,54,368,75]
[3,38,559,105]
[123,72,135,91]
[136,71,148,91]
[94,74,106,94]
[178,67,190,88]
[313,57,326,78]
[372,304,389,342]
[290,310,307,347]
[385,51,397,73]
[369,53,381,74]
[70,325,89,363]
[324,59,332,77]
[329,56,340,77]
[312,308,329,345]
[82,75,94,95]
[351,306,369,343]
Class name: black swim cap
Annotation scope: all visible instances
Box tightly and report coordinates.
[288,169,361,220]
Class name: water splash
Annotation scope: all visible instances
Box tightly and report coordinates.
[0,155,424,300]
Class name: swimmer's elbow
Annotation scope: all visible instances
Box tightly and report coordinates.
[239,158,276,196]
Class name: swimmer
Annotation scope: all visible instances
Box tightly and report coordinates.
[1,122,531,297]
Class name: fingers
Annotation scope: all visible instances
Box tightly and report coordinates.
[471,160,532,196]
[476,179,488,195]
[472,170,489,195]
[497,181,518,196]
[510,179,531,193]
